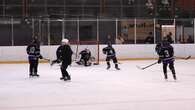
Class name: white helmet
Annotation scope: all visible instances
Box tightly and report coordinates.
[61,38,69,44]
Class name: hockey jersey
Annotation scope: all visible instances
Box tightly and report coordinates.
[102,46,116,58]
[26,44,42,60]
[158,45,174,62]
[56,44,73,65]
[80,49,91,60]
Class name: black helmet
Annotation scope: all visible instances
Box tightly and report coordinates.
[162,39,170,47]
[31,37,40,48]
[107,42,112,47]
[155,42,162,53]
[32,36,38,43]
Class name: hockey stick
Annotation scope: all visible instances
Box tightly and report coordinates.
[42,57,55,66]
[136,61,158,70]
[136,56,191,70]
[42,57,50,61]
[93,62,99,65]
[50,59,62,66]
[175,56,191,60]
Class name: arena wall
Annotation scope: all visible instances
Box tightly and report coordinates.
[0,44,195,63]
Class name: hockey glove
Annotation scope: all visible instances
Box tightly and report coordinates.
[39,55,43,59]
[157,58,162,64]
[56,59,61,63]
[102,50,106,54]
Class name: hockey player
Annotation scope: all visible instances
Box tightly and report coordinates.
[26,37,43,77]
[52,38,73,81]
[76,48,92,66]
[155,40,177,80]
[102,43,120,70]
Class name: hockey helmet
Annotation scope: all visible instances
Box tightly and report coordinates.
[61,38,69,44]
[162,39,170,47]
[31,37,40,47]
[107,42,112,47]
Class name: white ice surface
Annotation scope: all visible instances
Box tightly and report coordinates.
[0,60,195,110]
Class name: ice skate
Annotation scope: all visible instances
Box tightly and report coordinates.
[115,64,120,70]
[66,76,71,81]
[76,61,82,65]
[60,77,65,80]
[29,73,33,78]
[63,78,68,81]
[64,78,71,81]
[115,67,120,70]
[164,74,168,81]
[107,65,110,70]
[164,78,168,81]
[173,74,177,80]
[51,61,55,66]
[33,73,40,77]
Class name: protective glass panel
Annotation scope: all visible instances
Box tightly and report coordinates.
[155,19,175,43]
[14,18,32,45]
[99,20,116,44]
[118,19,135,44]
[40,19,49,45]
[175,19,194,44]
[50,20,62,45]
[136,19,154,44]
[79,20,97,43]
[64,20,78,43]
[0,18,12,46]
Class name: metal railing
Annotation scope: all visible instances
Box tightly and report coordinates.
[0,18,194,46]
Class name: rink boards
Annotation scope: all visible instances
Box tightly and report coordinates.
[0,44,195,63]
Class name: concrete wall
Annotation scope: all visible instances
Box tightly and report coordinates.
[0,44,194,62]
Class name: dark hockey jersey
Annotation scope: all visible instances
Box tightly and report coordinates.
[80,49,91,60]
[26,44,42,60]
[158,45,174,61]
[102,46,116,58]
[56,44,73,65]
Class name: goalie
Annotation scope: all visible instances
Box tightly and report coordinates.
[76,48,92,66]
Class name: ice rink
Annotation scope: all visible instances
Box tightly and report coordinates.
[0,60,195,110]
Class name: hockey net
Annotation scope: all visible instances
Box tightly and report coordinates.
[69,40,100,65]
